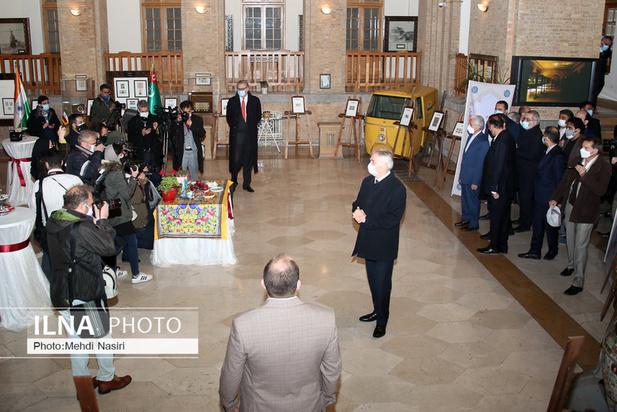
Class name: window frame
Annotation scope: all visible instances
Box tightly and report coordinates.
[347,0,383,51]
[242,1,285,51]
[41,0,60,54]
[140,0,182,52]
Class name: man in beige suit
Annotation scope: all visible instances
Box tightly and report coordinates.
[219,254,342,412]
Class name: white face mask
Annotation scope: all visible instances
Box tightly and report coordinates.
[564,129,575,139]
[580,147,594,159]
[85,204,93,216]
[368,163,378,176]
[90,144,96,152]
[467,125,475,135]
[139,111,149,118]
[558,119,567,128]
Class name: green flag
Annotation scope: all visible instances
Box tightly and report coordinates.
[148,63,162,115]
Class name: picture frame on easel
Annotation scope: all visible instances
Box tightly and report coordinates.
[221,98,229,116]
[345,99,360,117]
[428,111,444,132]
[399,106,414,127]
[291,96,306,114]
[452,121,465,137]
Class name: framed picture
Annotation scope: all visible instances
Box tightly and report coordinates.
[189,91,213,113]
[399,106,414,127]
[75,79,88,92]
[384,16,418,52]
[31,100,38,110]
[2,98,14,115]
[164,98,177,109]
[115,80,129,98]
[134,80,147,98]
[221,98,229,116]
[428,111,444,132]
[291,96,305,114]
[86,99,94,116]
[452,121,465,137]
[320,74,331,89]
[345,99,359,117]
[0,18,31,54]
[126,99,139,110]
[195,76,211,86]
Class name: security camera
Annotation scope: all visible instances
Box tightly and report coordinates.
[438,2,446,7]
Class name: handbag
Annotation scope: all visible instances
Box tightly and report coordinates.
[102,265,118,299]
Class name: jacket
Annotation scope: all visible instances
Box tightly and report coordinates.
[226,92,261,174]
[99,162,137,227]
[66,145,104,184]
[460,131,490,186]
[27,107,60,140]
[46,208,116,308]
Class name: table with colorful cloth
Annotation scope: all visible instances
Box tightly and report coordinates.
[151,179,237,267]
[2,137,37,206]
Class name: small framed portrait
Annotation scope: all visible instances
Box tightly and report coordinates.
[221,98,229,116]
[291,96,306,114]
[399,106,414,127]
[126,99,139,110]
[345,99,359,117]
[2,98,14,115]
[428,111,444,132]
[195,75,211,86]
[115,80,130,98]
[31,100,38,110]
[164,97,178,109]
[452,121,465,137]
[320,74,331,89]
[75,79,88,92]
[86,99,94,116]
[134,80,147,98]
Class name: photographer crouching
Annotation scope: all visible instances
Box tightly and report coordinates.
[170,100,205,180]
[46,185,132,394]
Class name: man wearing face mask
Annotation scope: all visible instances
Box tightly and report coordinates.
[550,136,611,295]
[563,117,585,161]
[557,109,574,144]
[90,84,120,128]
[494,100,521,141]
[352,149,406,338]
[455,115,489,232]
[514,110,545,233]
[578,102,601,138]
[170,100,205,179]
[27,95,60,141]
[66,130,105,184]
[593,37,612,101]
[127,100,161,169]
[66,114,87,150]
[518,127,566,261]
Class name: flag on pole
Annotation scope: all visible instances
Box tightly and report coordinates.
[13,68,30,130]
[148,63,162,116]
[62,107,69,125]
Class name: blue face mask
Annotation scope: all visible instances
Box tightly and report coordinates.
[494,110,503,115]
[586,109,594,117]
[521,121,530,130]
[238,90,246,97]
[102,95,109,100]
[602,45,610,52]
[42,103,50,111]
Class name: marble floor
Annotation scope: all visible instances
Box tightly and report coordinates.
[0,144,613,411]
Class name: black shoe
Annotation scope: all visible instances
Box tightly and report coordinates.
[560,268,574,277]
[359,312,377,322]
[509,227,515,235]
[601,211,612,218]
[479,213,490,221]
[455,220,470,227]
[599,231,610,239]
[543,251,558,260]
[243,186,255,192]
[373,325,386,338]
[518,252,540,260]
[477,247,501,255]
[480,232,491,240]
[230,182,238,194]
[513,226,530,233]
[564,285,583,295]
[461,226,479,232]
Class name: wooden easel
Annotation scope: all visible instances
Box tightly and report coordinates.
[212,97,230,159]
[334,95,364,163]
[438,113,464,190]
[390,87,419,178]
[284,96,314,159]
[546,336,585,412]
[419,113,448,172]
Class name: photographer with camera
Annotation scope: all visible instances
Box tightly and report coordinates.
[66,130,104,185]
[90,84,121,130]
[127,100,162,170]
[170,100,205,179]
[99,159,153,284]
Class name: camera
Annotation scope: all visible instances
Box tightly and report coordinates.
[157,106,178,123]
[94,198,122,210]
[123,161,147,175]
[180,111,190,122]
[603,137,617,157]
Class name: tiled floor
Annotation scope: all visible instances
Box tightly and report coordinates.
[0,144,613,411]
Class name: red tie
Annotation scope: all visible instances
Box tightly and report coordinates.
[241,98,246,122]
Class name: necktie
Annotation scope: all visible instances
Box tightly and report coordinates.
[241,98,246,122]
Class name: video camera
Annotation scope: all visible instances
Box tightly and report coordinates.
[604,137,617,158]
[156,105,179,123]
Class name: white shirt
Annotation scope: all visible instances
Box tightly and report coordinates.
[375,171,391,183]
[464,132,480,153]
[29,170,83,224]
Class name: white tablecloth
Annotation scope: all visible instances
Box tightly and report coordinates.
[151,217,237,267]
[0,207,52,332]
[2,137,37,206]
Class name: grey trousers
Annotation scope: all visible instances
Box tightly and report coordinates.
[565,202,594,288]
[182,149,199,181]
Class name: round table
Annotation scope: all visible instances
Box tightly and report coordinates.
[2,137,37,206]
[0,207,52,331]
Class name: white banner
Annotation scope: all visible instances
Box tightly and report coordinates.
[451,81,516,196]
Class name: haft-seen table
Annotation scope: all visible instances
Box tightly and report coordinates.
[2,137,37,206]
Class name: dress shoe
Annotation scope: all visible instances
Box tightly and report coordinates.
[373,325,386,338]
[479,213,490,220]
[601,211,612,218]
[513,226,530,233]
[543,251,558,260]
[480,232,491,240]
[509,227,515,235]
[359,312,377,322]
[599,231,610,239]
[97,375,132,394]
[230,182,238,193]
[560,267,574,277]
[92,377,98,389]
[564,285,583,296]
[243,186,255,193]
[455,220,469,227]
[518,252,540,260]
[461,226,479,232]
[477,247,501,255]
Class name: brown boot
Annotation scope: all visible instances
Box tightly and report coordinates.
[97,375,132,394]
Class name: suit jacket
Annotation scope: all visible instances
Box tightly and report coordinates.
[587,117,602,138]
[219,297,342,412]
[460,131,489,186]
[352,173,407,262]
[516,125,545,185]
[534,145,566,206]
[479,129,516,199]
[226,92,261,173]
[170,114,206,173]
[27,107,60,140]
[505,116,522,141]
[551,153,611,223]
[127,114,162,160]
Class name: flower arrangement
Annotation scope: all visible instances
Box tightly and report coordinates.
[260,80,268,88]
[158,176,180,193]
[177,169,189,177]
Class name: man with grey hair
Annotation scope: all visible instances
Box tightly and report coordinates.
[66,129,104,184]
[219,254,342,411]
[455,115,489,232]
[352,149,406,338]
[127,99,161,169]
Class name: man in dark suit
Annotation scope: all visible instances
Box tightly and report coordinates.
[514,110,545,232]
[352,149,406,338]
[226,80,261,192]
[170,100,205,179]
[579,101,602,138]
[27,95,60,142]
[495,100,521,141]
[550,135,611,295]
[127,100,162,170]
[478,114,516,255]
[518,127,566,260]
[455,115,489,231]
